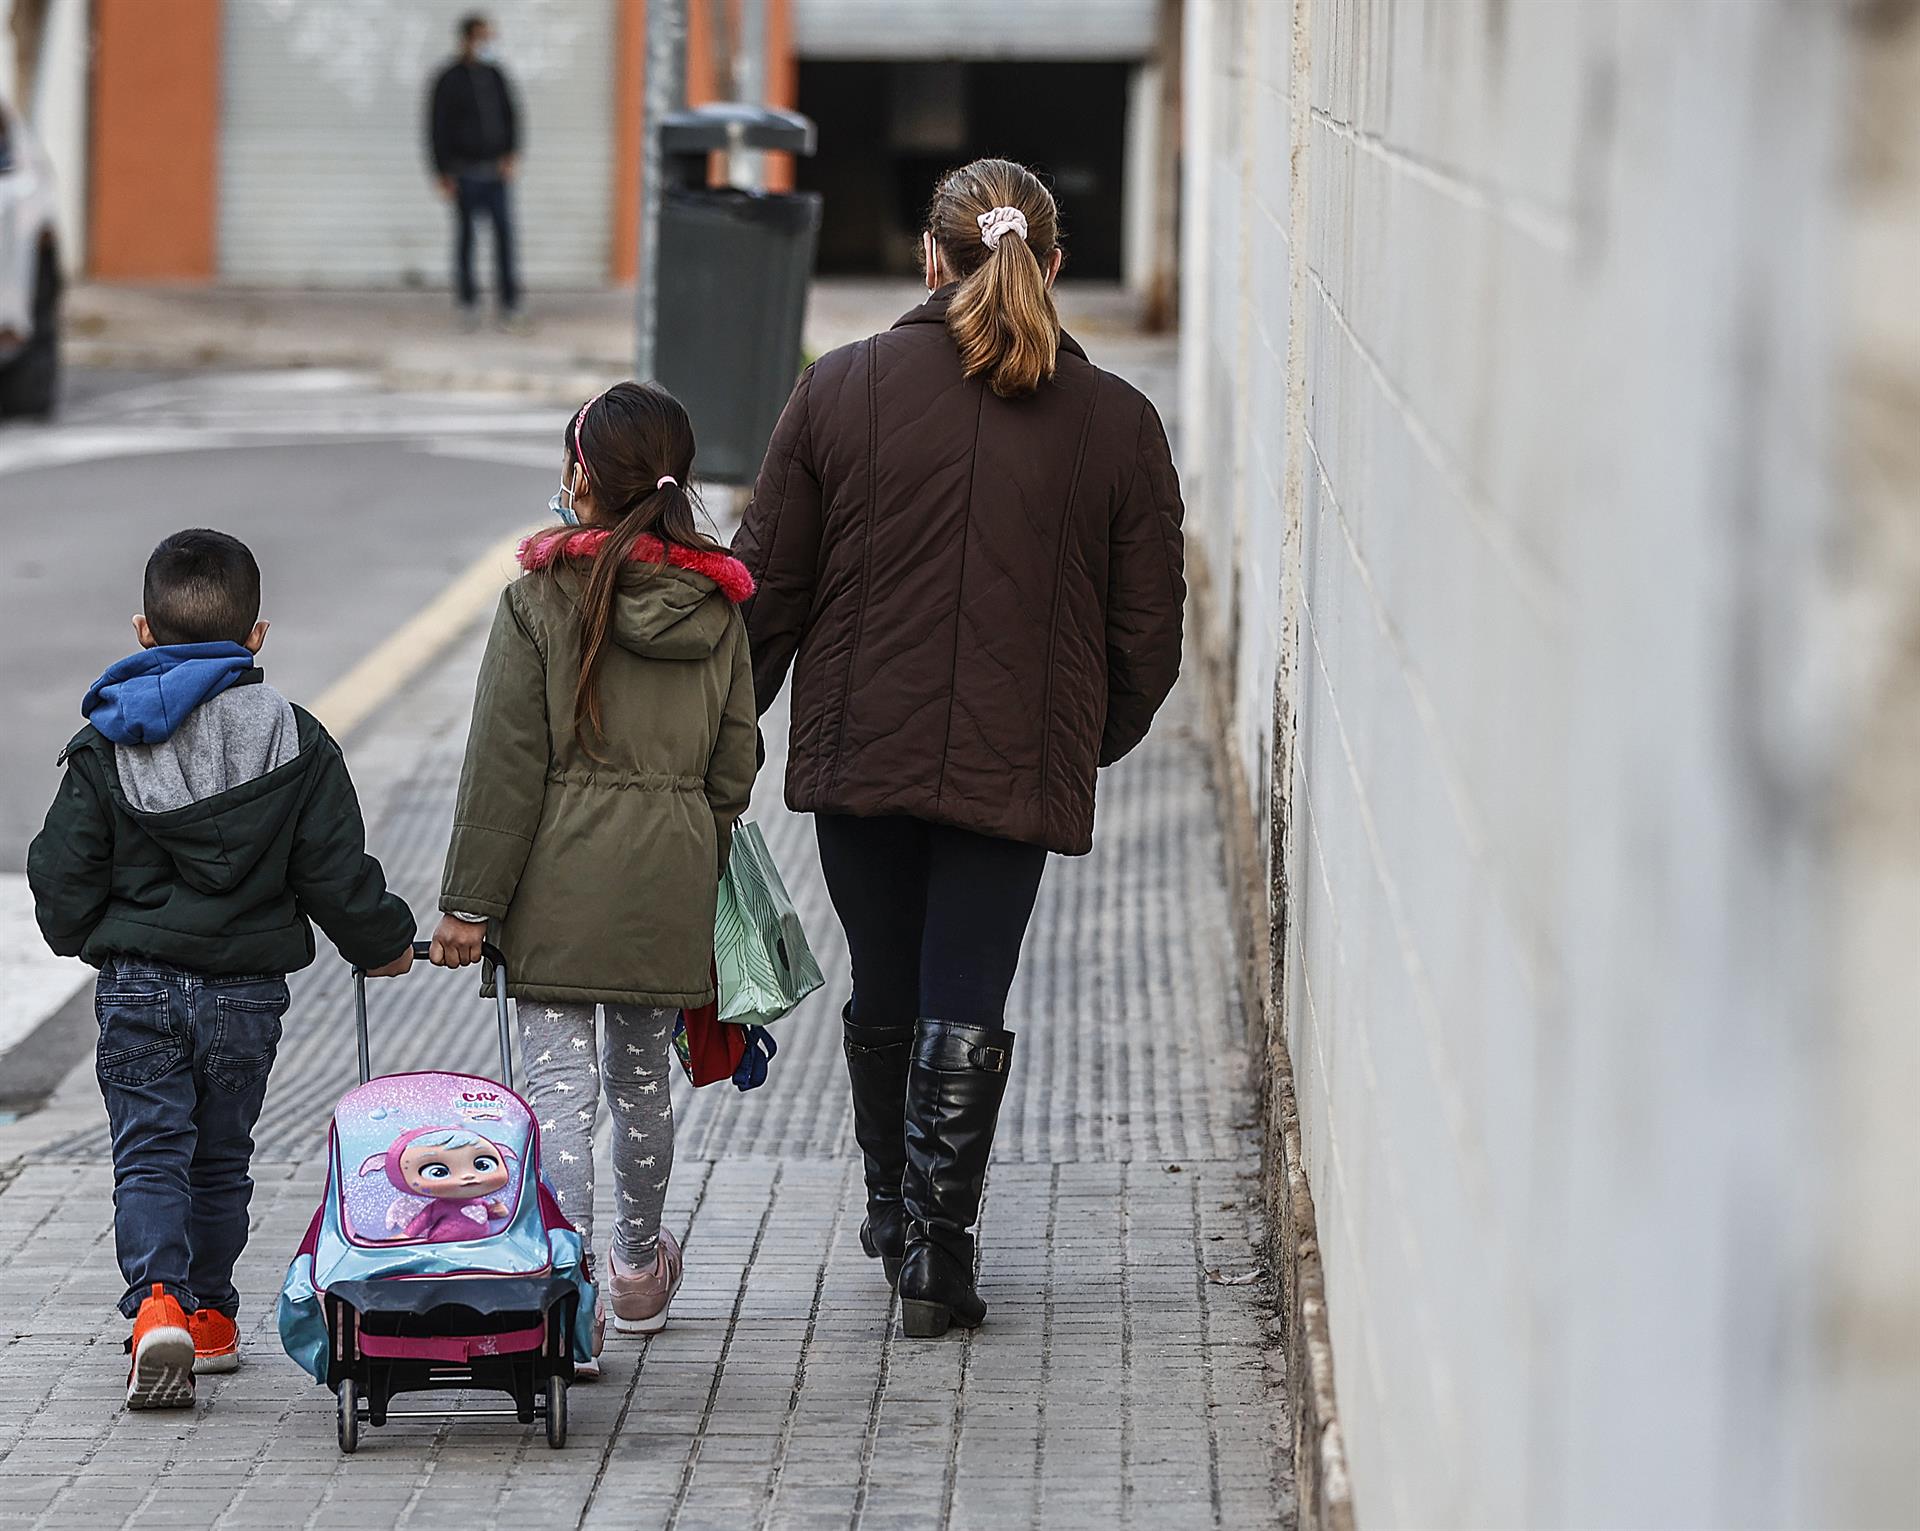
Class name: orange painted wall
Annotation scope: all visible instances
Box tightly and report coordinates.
[611,0,798,281]
[765,0,796,193]
[686,0,725,187]
[612,0,646,282]
[686,0,719,104]
[90,0,221,280]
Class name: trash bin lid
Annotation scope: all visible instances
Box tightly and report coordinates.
[659,102,816,157]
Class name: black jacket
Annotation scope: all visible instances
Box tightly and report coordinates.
[428,59,519,176]
[28,708,414,976]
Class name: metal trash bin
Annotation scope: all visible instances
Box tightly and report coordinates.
[654,104,821,486]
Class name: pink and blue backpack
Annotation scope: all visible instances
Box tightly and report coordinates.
[277,948,592,1450]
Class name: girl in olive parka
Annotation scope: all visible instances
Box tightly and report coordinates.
[430,383,757,1353]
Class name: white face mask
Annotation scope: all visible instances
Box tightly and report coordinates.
[475,41,500,64]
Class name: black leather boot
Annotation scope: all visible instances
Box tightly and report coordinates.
[842,1008,914,1285]
[897,1019,1015,1337]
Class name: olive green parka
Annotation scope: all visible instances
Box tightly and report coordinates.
[440,532,759,1007]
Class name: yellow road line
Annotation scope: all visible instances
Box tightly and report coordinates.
[309,528,526,740]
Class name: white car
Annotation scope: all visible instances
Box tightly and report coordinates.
[0,97,59,417]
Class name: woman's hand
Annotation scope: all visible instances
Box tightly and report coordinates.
[430,914,487,968]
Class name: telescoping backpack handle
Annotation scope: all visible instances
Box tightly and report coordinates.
[352,940,513,1090]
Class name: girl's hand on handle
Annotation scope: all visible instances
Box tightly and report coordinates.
[430,914,487,968]
[364,947,415,979]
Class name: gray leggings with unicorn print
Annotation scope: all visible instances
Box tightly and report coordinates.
[519,1001,677,1268]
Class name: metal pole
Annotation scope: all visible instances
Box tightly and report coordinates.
[354,971,372,1085]
[732,0,768,190]
[636,0,688,382]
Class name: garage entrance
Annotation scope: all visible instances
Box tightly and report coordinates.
[796,60,1130,281]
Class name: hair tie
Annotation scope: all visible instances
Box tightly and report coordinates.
[657,475,677,490]
[977,206,1028,250]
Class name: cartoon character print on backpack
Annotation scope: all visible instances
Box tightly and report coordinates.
[358,1125,518,1242]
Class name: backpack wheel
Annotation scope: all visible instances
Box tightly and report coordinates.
[544,1375,568,1448]
[336,1378,360,1454]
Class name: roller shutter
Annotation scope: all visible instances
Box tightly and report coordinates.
[794,0,1157,60]
[218,0,615,286]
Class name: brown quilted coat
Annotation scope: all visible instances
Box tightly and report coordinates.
[732,288,1185,856]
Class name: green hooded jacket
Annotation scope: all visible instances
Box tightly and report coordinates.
[29,704,415,976]
[439,534,759,1008]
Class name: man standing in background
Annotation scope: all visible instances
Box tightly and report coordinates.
[427,13,523,330]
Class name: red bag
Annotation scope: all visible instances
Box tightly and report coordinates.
[674,963,747,1086]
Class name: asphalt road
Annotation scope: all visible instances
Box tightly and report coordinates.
[0,368,563,865]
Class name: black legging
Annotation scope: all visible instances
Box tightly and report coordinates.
[814,814,1048,1029]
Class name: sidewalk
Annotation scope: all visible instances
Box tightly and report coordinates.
[0,629,1289,1531]
[1,291,1279,1528]
[66,280,1173,409]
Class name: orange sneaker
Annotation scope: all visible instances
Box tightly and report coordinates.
[126,1284,195,1409]
[188,1309,240,1374]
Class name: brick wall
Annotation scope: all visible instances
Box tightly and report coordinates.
[1179,0,1919,1525]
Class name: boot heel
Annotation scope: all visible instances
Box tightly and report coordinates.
[901,1299,952,1338]
[861,1223,903,1285]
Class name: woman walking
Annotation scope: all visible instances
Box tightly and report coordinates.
[733,158,1186,1337]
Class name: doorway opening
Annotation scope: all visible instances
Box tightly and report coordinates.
[797,59,1130,281]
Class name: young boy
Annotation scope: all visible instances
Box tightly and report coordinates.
[27,529,416,1410]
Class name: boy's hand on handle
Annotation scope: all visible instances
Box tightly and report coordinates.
[364,947,415,979]
[430,914,487,968]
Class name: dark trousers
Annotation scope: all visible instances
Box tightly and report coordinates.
[454,172,520,312]
[94,961,287,1318]
[814,814,1048,1028]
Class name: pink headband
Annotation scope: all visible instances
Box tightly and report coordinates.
[571,389,607,487]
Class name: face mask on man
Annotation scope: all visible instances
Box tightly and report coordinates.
[475,41,500,65]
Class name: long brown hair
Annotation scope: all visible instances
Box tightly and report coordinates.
[527,381,722,751]
[928,158,1062,398]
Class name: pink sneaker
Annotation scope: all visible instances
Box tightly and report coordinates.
[609,1227,682,1334]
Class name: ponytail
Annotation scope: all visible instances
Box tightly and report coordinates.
[927,158,1063,400]
[571,487,674,751]
[948,232,1061,399]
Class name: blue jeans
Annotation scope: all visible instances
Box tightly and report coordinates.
[94,961,287,1319]
[454,172,520,312]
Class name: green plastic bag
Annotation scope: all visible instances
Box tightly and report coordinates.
[714,821,824,1027]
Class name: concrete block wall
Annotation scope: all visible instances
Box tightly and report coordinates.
[1180,0,1918,1525]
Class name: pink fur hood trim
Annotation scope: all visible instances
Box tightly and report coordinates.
[517,530,756,604]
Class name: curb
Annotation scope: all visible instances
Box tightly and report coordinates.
[1190,546,1358,1531]
[0,978,93,1120]
[68,340,621,405]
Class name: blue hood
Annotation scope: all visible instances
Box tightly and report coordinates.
[83,643,257,745]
